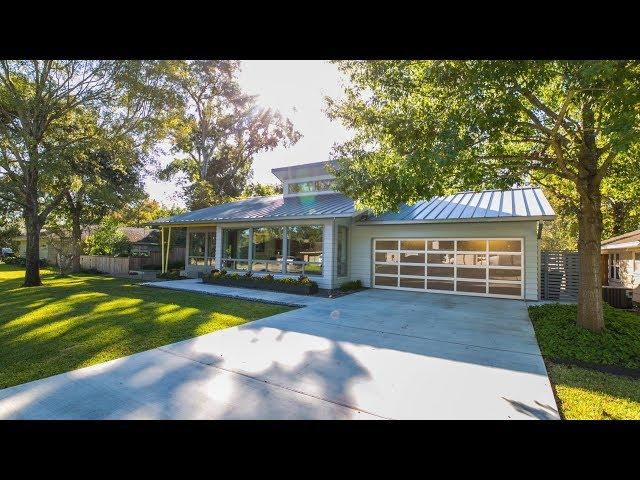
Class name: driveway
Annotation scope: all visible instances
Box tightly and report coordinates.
[0,287,559,419]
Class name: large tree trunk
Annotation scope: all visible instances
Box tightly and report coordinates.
[576,178,604,332]
[23,202,42,287]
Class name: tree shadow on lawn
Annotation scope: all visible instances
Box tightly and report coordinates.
[0,268,288,389]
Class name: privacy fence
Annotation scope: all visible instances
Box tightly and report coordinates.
[540,250,634,308]
[80,248,185,276]
[540,251,580,302]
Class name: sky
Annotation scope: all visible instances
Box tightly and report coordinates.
[144,60,353,207]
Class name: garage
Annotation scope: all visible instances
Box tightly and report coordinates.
[373,238,523,299]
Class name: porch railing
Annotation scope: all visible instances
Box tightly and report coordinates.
[221,258,323,276]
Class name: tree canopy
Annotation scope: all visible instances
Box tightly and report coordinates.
[158,60,300,210]
[327,60,640,331]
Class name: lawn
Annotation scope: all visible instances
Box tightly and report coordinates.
[529,303,640,420]
[547,364,640,420]
[0,264,291,389]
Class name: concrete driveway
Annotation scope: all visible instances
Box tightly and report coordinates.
[0,287,559,420]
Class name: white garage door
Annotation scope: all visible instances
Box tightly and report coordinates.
[373,238,523,299]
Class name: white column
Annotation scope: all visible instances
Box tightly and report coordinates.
[215,225,222,270]
[323,220,334,288]
[161,227,165,273]
[282,226,288,274]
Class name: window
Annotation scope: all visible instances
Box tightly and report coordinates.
[252,227,284,273]
[315,179,335,191]
[188,232,206,266]
[288,181,315,193]
[188,231,215,266]
[287,225,323,276]
[222,228,250,270]
[609,253,620,280]
[288,179,335,194]
[337,226,348,277]
[635,252,640,273]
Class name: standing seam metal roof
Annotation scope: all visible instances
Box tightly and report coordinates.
[150,187,555,225]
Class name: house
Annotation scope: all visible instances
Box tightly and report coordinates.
[150,161,556,300]
[118,227,161,255]
[601,230,640,305]
[14,230,60,265]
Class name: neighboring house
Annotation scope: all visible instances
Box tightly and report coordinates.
[151,161,556,300]
[118,227,161,255]
[14,227,161,263]
[14,230,60,265]
[601,229,640,290]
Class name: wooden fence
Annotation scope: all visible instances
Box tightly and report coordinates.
[79,256,131,276]
[540,251,580,301]
[80,247,185,276]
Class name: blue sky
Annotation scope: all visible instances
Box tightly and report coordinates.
[144,60,353,207]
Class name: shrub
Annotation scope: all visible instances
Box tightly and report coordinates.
[157,271,187,280]
[202,270,318,294]
[3,256,48,268]
[339,280,363,292]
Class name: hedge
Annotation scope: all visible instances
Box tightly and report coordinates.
[202,270,318,295]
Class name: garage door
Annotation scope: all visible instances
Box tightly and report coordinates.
[373,238,523,299]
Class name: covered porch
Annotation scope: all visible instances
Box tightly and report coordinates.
[158,218,350,290]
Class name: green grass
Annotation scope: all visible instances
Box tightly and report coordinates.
[529,303,640,369]
[548,364,640,420]
[529,303,640,419]
[0,264,290,389]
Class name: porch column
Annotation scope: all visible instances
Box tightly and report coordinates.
[281,227,288,274]
[215,225,222,270]
[161,227,165,273]
[164,227,172,273]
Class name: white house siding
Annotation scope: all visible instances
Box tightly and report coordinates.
[606,248,640,289]
[349,220,541,300]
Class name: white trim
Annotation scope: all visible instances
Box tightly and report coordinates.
[357,216,555,225]
[601,241,640,251]
[372,284,524,300]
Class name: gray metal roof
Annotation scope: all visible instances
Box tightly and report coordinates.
[151,187,554,226]
[365,187,555,223]
[150,193,356,225]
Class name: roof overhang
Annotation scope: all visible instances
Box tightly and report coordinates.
[271,160,337,182]
[150,213,355,227]
[601,241,640,251]
[355,215,555,226]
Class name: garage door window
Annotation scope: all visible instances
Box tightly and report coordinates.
[374,238,523,298]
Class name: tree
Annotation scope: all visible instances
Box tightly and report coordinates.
[0,208,20,251]
[84,218,132,257]
[158,60,301,210]
[601,151,640,236]
[327,60,640,331]
[0,60,174,286]
[108,197,185,227]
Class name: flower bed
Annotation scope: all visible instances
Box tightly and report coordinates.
[202,270,319,295]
